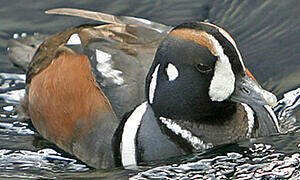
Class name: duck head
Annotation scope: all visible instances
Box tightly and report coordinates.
[145,22,277,120]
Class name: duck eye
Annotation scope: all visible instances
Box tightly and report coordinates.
[195,63,212,74]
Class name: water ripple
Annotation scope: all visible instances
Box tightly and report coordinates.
[132,144,300,179]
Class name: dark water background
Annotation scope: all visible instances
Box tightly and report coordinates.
[0,0,299,179]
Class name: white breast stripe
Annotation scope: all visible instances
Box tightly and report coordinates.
[149,64,160,104]
[66,33,82,45]
[166,63,179,81]
[207,34,235,102]
[95,49,124,86]
[159,117,213,150]
[241,103,255,138]
[264,105,280,132]
[121,102,148,168]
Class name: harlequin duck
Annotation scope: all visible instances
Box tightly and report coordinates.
[23,8,279,169]
[115,22,280,168]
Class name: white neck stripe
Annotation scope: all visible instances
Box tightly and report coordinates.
[159,117,213,150]
[241,103,255,138]
[264,105,280,132]
[121,102,148,168]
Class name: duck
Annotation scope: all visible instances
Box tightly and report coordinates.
[20,8,279,169]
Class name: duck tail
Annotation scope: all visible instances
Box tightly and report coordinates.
[45,8,171,33]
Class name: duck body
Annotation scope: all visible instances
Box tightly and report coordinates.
[25,23,163,168]
[22,8,279,169]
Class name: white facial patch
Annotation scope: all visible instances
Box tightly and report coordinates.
[166,63,179,81]
[207,34,235,102]
[241,103,255,138]
[159,117,213,150]
[202,22,245,71]
[149,64,160,104]
[95,49,124,86]
[121,102,148,168]
[66,33,82,45]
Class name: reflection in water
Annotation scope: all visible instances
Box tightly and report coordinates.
[0,149,88,179]
[132,144,300,179]
[0,73,90,179]
[0,73,25,103]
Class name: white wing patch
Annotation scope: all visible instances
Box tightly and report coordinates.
[95,49,124,86]
[66,33,82,45]
[121,102,148,168]
[207,34,235,102]
[166,63,179,81]
[149,64,160,104]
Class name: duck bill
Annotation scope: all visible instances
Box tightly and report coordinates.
[230,74,277,107]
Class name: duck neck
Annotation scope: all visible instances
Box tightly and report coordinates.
[151,99,237,121]
[156,102,251,147]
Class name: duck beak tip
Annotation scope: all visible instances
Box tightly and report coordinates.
[230,74,278,107]
[263,91,277,107]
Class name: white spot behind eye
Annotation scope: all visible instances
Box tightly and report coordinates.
[66,33,82,45]
[149,64,160,104]
[95,49,124,86]
[207,34,235,102]
[166,63,179,81]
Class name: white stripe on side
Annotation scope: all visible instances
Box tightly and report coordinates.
[159,117,213,151]
[241,103,255,138]
[149,64,160,104]
[264,105,280,132]
[121,102,148,168]
[207,34,235,102]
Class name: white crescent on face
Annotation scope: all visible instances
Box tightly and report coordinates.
[169,23,245,102]
[206,33,236,102]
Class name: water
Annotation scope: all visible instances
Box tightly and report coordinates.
[0,0,299,179]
